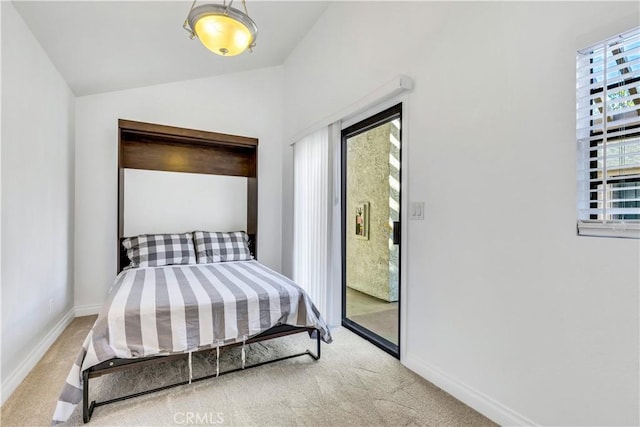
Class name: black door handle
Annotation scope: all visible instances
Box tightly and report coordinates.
[392,221,401,245]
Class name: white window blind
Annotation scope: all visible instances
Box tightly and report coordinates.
[576,27,640,238]
[293,127,330,315]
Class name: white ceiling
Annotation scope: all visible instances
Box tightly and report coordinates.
[13,1,329,96]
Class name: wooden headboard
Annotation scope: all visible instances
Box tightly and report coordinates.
[117,119,258,273]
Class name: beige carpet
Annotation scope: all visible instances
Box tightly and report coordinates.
[1,316,496,427]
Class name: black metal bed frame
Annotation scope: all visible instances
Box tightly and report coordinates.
[82,325,321,423]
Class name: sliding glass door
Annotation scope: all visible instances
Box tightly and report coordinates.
[341,104,401,358]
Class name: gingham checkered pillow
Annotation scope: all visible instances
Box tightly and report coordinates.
[122,233,196,268]
[194,231,253,263]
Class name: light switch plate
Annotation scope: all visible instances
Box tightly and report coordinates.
[410,202,425,220]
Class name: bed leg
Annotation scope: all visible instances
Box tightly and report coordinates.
[308,329,321,361]
[83,370,95,423]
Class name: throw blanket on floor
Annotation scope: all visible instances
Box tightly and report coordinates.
[52,260,332,424]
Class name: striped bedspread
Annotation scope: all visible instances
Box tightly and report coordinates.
[52,260,332,424]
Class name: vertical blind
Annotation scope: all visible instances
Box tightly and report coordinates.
[576,27,640,237]
[293,127,329,315]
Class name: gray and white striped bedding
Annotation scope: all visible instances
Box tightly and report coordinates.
[52,260,332,424]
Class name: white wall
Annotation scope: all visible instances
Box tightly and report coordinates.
[282,2,640,426]
[1,1,75,402]
[123,170,247,236]
[75,67,283,312]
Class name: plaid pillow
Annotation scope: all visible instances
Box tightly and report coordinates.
[122,233,196,268]
[194,231,253,263]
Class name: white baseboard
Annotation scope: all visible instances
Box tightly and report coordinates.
[74,304,102,317]
[1,308,75,406]
[402,353,537,427]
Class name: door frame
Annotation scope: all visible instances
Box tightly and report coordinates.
[341,103,402,359]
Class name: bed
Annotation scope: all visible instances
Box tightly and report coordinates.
[52,120,332,424]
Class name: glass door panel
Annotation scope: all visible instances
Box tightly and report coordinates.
[342,104,401,358]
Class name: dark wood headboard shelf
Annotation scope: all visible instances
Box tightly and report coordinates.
[118,119,258,273]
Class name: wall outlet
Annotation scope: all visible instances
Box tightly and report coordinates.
[49,299,54,313]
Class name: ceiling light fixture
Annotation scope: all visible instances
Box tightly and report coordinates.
[183,0,257,56]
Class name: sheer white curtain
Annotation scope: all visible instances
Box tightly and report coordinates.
[293,127,330,315]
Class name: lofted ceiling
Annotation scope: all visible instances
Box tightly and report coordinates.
[12,1,329,96]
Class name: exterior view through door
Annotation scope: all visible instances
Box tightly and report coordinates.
[342,103,401,358]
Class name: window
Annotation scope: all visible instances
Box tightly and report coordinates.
[577,27,640,238]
